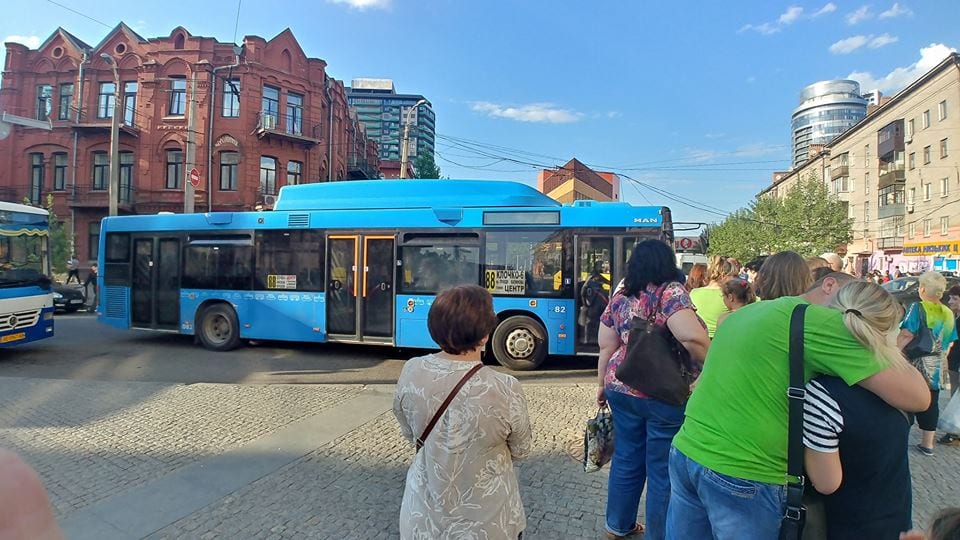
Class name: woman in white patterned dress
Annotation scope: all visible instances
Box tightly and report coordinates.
[394,285,533,540]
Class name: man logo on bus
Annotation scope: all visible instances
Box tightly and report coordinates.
[404,298,416,313]
[633,217,658,224]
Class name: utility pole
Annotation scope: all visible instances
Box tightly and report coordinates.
[399,98,429,179]
[101,54,120,216]
[184,71,197,214]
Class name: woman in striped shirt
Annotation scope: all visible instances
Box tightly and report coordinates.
[803,281,916,539]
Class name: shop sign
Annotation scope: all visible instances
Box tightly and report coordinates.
[902,241,960,256]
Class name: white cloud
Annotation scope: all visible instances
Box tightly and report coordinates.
[471,102,583,124]
[327,0,390,10]
[746,76,757,83]
[830,35,870,54]
[4,35,41,48]
[779,6,804,24]
[879,2,913,18]
[846,5,872,24]
[847,43,957,93]
[830,33,899,54]
[811,2,837,17]
[869,33,899,48]
[739,22,780,35]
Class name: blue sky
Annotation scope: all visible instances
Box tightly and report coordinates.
[3,0,959,223]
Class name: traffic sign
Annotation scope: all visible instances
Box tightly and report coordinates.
[188,168,201,188]
[678,237,693,250]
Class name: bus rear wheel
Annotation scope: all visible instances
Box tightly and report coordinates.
[197,303,241,351]
[491,315,547,371]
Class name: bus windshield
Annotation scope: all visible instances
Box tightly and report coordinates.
[0,234,50,286]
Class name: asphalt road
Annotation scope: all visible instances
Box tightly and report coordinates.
[1,313,597,385]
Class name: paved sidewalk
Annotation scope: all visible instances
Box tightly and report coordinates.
[0,376,957,539]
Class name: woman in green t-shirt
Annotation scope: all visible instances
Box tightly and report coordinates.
[689,256,736,337]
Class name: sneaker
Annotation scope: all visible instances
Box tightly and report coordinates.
[916,444,935,456]
[939,434,960,446]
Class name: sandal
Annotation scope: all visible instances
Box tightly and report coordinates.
[605,523,644,539]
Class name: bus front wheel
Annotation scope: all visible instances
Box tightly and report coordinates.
[491,315,547,371]
[197,303,241,351]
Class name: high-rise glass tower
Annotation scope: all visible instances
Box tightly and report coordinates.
[345,79,435,163]
[791,80,868,168]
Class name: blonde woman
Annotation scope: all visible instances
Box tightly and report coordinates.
[897,271,956,456]
[803,281,915,537]
[688,256,733,337]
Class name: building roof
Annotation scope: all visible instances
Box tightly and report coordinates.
[92,22,147,52]
[274,180,559,211]
[350,78,395,91]
[36,27,92,52]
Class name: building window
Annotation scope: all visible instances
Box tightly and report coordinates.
[864,144,870,167]
[97,82,115,119]
[849,176,855,192]
[119,152,133,203]
[53,152,67,191]
[123,81,137,126]
[924,219,932,237]
[287,160,302,185]
[58,83,73,121]
[259,156,277,195]
[908,118,915,138]
[286,92,303,135]
[35,85,53,121]
[909,152,916,170]
[261,86,280,128]
[222,78,240,117]
[939,100,948,121]
[169,77,186,116]
[165,149,184,189]
[908,187,916,205]
[864,201,870,224]
[923,110,931,129]
[219,151,239,191]
[864,172,869,195]
[924,183,931,201]
[924,145,931,164]
[92,152,108,190]
[941,138,948,159]
[941,177,949,198]
[88,221,100,261]
[942,216,950,236]
[28,153,43,204]
[909,222,916,239]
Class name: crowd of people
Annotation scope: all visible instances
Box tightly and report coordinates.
[389,242,960,540]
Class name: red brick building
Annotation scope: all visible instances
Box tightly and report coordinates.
[0,24,379,264]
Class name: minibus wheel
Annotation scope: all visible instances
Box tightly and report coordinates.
[197,303,241,351]
[491,315,547,370]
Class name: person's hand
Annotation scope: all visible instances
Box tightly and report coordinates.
[0,449,62,540]
[899,530,926,540]
[596,385,607,408]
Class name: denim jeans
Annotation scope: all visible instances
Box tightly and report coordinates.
[605,389,685,539]
[666,446,785,540]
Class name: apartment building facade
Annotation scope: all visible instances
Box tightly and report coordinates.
[760,53,960,275]
[537,158,621,203]
[0,24,379,265]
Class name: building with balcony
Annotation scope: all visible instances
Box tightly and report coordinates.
[537,158,620,203]
[0,24,378,265]
[791,80,868,168]
[760,53,960,275]
[345,78,435,168]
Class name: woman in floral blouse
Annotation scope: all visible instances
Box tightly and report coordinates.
[597,240,710,540]
[394,285,533,540]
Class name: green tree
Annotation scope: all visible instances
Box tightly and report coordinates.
[708,172,852,260]
[412,152,442,179]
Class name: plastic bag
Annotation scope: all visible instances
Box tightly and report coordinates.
[583,406,614,473]
[938,391,960,434]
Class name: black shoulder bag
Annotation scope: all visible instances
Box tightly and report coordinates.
[779,303,809,539]
[615,283,693,406]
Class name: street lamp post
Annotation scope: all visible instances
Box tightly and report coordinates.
[399,98,429,179]
[100,53,121,217]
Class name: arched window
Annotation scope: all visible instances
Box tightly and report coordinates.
[174,33,185,50]
[281,49,292,73]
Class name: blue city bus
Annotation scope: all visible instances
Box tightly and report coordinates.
[97,180,672,369]
[0,201,54,347]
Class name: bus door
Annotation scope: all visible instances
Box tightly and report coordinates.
[131,236,181,331]
[575,236,616,348]
[326,234,396,343]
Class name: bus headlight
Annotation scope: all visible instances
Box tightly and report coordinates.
[44,312,54,320]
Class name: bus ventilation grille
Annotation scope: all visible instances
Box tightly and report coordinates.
[287,214,310,228]
[104,286,129,319]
